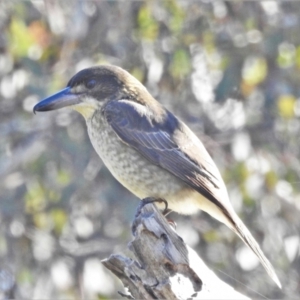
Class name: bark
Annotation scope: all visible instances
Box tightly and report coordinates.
[102,199,249,299]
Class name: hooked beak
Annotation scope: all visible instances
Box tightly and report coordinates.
[33,87,80,113]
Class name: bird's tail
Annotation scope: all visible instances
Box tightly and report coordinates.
[233,218,282,288]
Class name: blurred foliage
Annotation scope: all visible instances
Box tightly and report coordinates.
[0,0,300,299]
[138,4,159,40]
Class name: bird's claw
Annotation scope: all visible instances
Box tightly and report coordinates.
[137,197,168,216]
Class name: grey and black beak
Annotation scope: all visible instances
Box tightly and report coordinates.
[33,87,80,113]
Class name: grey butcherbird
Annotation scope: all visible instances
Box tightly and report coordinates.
[33,65,281,288]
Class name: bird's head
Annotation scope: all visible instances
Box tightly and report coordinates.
[33,65,149,119]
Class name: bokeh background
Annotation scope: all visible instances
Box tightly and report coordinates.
[0,1,299,299]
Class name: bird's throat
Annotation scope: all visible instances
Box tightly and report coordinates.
[72,104,97,120]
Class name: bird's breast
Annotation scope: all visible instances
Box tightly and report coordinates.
[86,113,201,214]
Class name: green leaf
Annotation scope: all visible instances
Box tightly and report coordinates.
[51,209,68,234]
[170,49,191,79]
[9,17,35,57]
[277,94,296,119]
[137,4,158,40]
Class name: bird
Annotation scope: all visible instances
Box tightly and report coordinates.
[33,65,281,288]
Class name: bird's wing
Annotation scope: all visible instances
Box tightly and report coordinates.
[104,100,229,214]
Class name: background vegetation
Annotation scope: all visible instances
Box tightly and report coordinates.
[0,1,299,299]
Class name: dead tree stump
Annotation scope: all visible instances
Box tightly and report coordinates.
[102,200,249,299]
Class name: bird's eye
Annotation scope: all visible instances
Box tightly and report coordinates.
[85,79,97,89]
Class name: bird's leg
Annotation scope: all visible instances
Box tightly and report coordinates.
[137,197,168,216]
[137,197,177,229]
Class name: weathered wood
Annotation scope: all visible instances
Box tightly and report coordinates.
[102,199,249,299]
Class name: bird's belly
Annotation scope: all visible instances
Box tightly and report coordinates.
[87,117,201,214]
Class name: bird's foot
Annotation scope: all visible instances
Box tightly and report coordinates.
[137,197,168,215]
[136,197,176,229]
